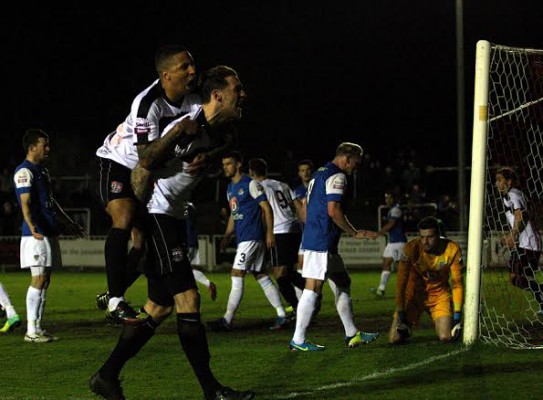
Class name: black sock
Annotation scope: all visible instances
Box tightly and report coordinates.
[105,228,131,297]
[287,268,306,291]
[527,280,543,306]
[177,313,220,398]
[276,276,298,309]
[124,247,144,290]
[99,318,158,380]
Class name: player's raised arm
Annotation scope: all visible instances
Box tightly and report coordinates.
[136,117,199,170]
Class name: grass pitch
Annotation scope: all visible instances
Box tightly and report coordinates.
[1,270,542,399]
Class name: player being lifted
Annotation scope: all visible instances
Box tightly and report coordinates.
[90,66,255,400]
[95,45,201,324]
[389,216,463,344]
[248,158,305,317]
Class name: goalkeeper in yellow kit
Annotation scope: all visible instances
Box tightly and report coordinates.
[389,216,464,344]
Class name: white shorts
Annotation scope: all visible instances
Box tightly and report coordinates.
[302,251,346,281]
[233,240,265,272]
[383,242,406,261]
[20,236,62,269]
[188,247,200,266]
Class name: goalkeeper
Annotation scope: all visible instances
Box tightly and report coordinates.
[388,216,464,344]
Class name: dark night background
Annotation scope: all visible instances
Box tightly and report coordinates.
[1,1,542,233]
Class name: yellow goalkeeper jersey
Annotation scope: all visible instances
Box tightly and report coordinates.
[395,237,464,313]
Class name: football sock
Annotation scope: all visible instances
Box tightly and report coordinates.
[276,276,298,309]
[258,276,285,317]
[4,305,16,319]
[378,271,391,292]
[192,269,211,287]
[105,228,131,298]
[529,281,543,306]
[288,268,306,290]
[99,317,158,380]
[224,276,244,324]
[26,286,42,335]
[292,289,318,344]
[327,277,339,299]
[124,246,144,290]
[177,313,220,399]
[294,269,304,299]
[0,282,13,311]
[335,287,357,337]
[36,288,47,333]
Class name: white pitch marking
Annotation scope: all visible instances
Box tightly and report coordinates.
[273,347,469,399]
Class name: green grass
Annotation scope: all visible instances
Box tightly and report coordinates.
[1,270,542,399]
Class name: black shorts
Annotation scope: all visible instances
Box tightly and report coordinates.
[145,213,196,305]
[508,248,541,277]
[97,157,137,206]
[269,232,302,267]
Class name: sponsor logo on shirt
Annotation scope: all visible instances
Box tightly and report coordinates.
[229,197,239,213]
[332,177,344,190]
[18,176,28,184]
[237,188,245,196]
[171,247,184,262]
[233,213,244,220]
[110,181,123,194]
[134,118,150,136]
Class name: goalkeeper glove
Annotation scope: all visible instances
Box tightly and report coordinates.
[396,311,411,339]
[451,312,462,341]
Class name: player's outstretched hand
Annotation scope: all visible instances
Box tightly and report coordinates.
[220,235,232,252]
[451,311,462,341]
[396,311,411,339]
[500,234,516,250]
[451,323,462,341]
[185,153,208,176]
[396,322,411,339]
[354,230,378,240]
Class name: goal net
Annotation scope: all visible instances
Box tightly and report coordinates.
[465,41,543,349]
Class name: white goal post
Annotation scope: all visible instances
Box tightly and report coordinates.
[464,40,543,348]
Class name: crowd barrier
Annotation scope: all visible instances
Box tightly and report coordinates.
[0,233,475,271]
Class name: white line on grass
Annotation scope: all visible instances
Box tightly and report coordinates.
[272,347,469,399]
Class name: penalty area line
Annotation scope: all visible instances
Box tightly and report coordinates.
[272,347,469,399]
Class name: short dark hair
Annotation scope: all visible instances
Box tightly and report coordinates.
[417,216,440,232]
[199,65,238,103]
[155,44,189,73]
[222,150,243,164]
[248,158,267,177]
[296,159,314,170]
[23,129,49,152]
[417,216,445,236]
[496,167,516,184]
